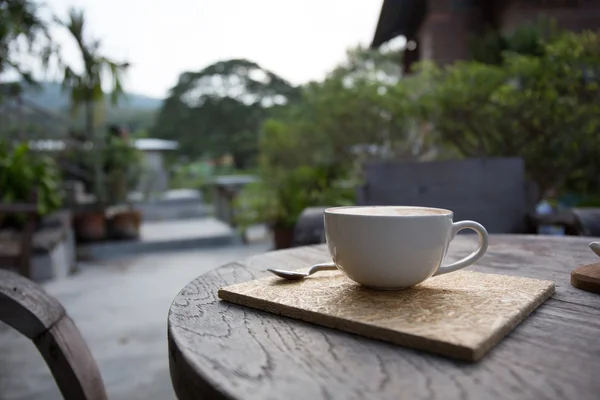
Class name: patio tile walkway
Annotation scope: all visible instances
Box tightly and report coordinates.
[0,241,271,400]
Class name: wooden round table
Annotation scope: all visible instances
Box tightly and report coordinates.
[168,235,600,400]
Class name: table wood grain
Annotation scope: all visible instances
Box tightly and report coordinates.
[168,235,600,400]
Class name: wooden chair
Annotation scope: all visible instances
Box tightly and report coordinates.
[0,190,38,278]
[0,269,107,399]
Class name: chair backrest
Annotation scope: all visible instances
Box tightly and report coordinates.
[0,269,107,400]
[358,158,529,234]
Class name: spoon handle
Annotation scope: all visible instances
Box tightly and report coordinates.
[307,262,337,275]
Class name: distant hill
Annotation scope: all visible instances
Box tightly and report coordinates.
[20,81,163,111]
[0,81,163,132]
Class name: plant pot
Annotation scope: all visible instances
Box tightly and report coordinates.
[107,209,142,240]
[272,226,294,250]
[73,211,107,242]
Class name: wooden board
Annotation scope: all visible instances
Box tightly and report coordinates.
[571,263,600,294]
[219,269,554,362]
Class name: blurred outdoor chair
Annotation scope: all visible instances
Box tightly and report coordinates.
[292,158,533,247]
[0,269,107,400]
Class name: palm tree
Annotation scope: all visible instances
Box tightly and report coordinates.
[0,0,56,140]
[57,8,129,204]
[0,0,54,87]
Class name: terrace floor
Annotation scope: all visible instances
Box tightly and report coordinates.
[0,241,271,400]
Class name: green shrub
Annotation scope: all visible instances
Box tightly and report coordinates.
[414,29,600,199]
[234,165,355,229]
[235,166,354,228]
[0,141,62,220]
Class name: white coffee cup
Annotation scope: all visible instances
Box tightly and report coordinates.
[324,206,489,290]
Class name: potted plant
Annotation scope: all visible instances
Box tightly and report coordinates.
[234,165,354,249]
[72,207,107,242]
[66,130,144,241]
[106,206,142,240]
[0,141,62,228]
[60,140,108,242]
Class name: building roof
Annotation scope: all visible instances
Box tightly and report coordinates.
[370,0,428,48]
[134,138,179,151]
[212,175,258,187]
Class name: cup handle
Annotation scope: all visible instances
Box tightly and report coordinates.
[433,220,489,276]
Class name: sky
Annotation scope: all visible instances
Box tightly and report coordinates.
[35,0,388,99]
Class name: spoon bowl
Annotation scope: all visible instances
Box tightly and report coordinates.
[267,262,337,281]
[267,269,309,280]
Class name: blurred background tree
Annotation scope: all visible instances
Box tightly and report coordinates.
[151,59,300,169]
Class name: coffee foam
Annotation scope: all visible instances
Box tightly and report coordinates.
[326,206,450,216]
